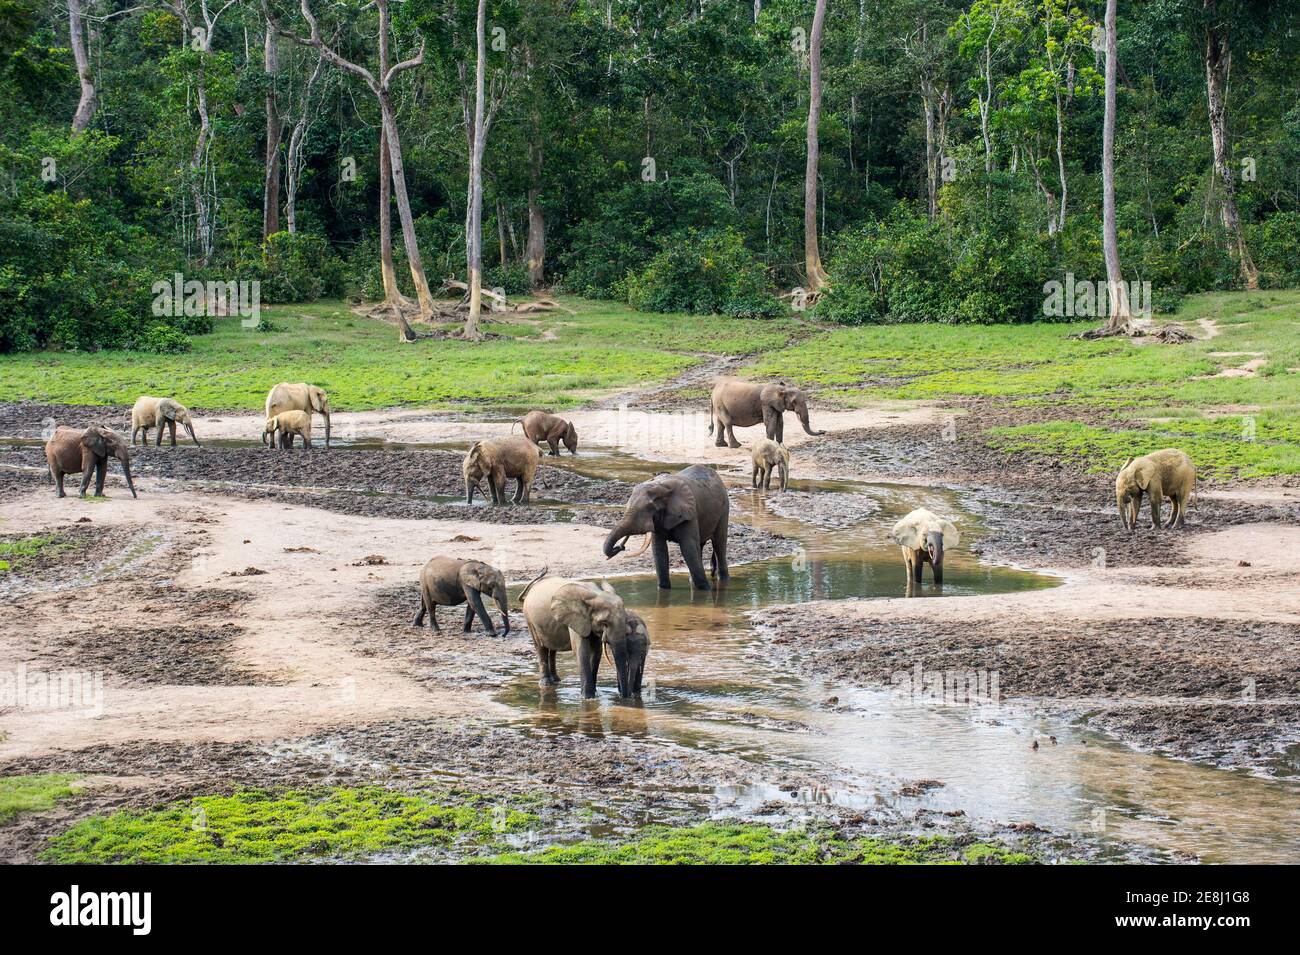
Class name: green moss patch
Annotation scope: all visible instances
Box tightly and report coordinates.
[0,534,72,573]
[0,774,81,824]
[478,823,1037,865]
[42,786,537,864]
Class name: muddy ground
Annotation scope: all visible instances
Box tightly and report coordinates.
[1,387,1296,862]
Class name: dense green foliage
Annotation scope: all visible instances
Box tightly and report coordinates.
[0,774,80,823]
[1,0,1297,352]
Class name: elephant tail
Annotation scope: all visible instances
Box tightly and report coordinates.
[514,564,548,607]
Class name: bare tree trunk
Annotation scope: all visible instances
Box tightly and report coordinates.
[1204,4,1259,289]
[69,0,96,134]
[262,25,284,240]
[378,132,407,306]
[1091,0,1133,336]
[524,55,545,290]
[380,97,435,317]
[496,198,508,268]
[1054,86,1068,231]
[463,0,488,341]
[803,0,830,291]
[284,51,325,235]
[922,78,938,220]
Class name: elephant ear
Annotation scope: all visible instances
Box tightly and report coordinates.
[940,520,960,548]
[549,583,596,638]
[157,399,179,421]
[889,515,925,550]
[459,560,487,593]
[309,387,329,413]
[662,481,697,530]
[80,427,108,457]
[1133,459,1156,490]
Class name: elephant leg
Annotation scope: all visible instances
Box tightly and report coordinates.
[933,559,943,587]
[169,421,178,447]
[463,605,475,633]
[513,477,525,504]
[547,439,560,456]
[725,423,741,449]
[764,467,773,491]
[1149,494,1162,530]
[751,465,759,489]
[713,523,730,581]
[679,533,711,591]
[94,458,107,496]
[714,408,728,448]
[912,553,924,584]
[652,534,672,590]
[429,606,441,634]
[56,471,66,498]
[577,635,601,699]
[534,643,552,682]
[411,596,426,628]
[522,479,532,504]
[547,649,559,683]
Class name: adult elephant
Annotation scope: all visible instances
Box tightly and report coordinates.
[518,575,641,698]
[603,465,729,591]
[44,425,137,499]
[708,378,825,448]
[265,382,331,448]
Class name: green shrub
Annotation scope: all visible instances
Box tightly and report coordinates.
[259,232,343,303]
[625,229,781,317]
[1251,212,1300,288]
[133,322,192,354]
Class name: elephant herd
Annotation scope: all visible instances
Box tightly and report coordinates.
[36,372,1198,701]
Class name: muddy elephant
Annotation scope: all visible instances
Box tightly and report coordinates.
[1116,449,1196,530]
[603,464,729,591]
[519,410,578,456]
[518,573,645,698]
[708,378,825,448]
[266,382,331,448]
[410,556,511,637]
[44,425,138,499]
[463,436,541,505]
[131,396,200,447]
[263,410,312,449]
[751,438,790,491]
[890,508,958,586]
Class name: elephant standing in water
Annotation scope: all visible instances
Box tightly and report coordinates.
[265,382,331,448]
[603,465,729,591]
[518,573,646,699]
[708,378,825,448]
[131,396,201,447]
[44,425,138,498]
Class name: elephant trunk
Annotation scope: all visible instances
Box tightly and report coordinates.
[185,421,201,447]
[1117,495,1128,529]
[604,517,652,559]
[798,405,825,436]
[322,408,331,449]
[118,452,138,499]
[465,477,478,505]
[467,587,496,636]
[494,588,511,635]
[612,642,631,698]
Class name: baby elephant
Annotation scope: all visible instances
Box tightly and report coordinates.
[519,410,578,456]
[263,410,312,449]
[411,556,511,637]
[751,438,790,491]
[463,436,541,505]
[44,425,138,499]
[131,395,200,447]
[890,508,959,586]
[1116,448,1195,530]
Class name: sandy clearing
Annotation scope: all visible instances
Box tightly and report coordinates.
[187,401,949,464]
[0,487,635,762]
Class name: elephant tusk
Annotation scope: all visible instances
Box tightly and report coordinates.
[625,534,652,558]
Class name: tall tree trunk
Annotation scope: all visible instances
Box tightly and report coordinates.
[803,0,830,291]
[378,131,407,306]
[380,97,435,317]
[496,198,508,268]
[1095,0,1133,335]
[262,25,284,240]
[284,50,325,235]
[524,55,545,290]
[1054,86,1068,232]
[69,0,96,134]
[922,78,938,220]
[1204,4,1259,289]
[463,0,488,341]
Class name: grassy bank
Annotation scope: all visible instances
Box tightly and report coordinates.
[0,297,800,413]
[2,290,1295,477]
[0,774,81,824]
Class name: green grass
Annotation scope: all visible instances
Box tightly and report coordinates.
[42,786,538,864]
[0,296,801,412]
[0,774,81,824]
[0,534,70,573]
[478,822,1036,865]
[755,289,1300,478]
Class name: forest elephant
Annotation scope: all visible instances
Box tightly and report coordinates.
[411,556,512,637]
[263,410,312,449]
[518,573,644,699]
[518,410,578,456]
[890,508,959,587]
[462,436,541,505]
[131,396,200,447]
[265,382,331,448]
[44,425,137,499]
[603,464,729,591]
[751,438,790,491]
[1116,449,1196,530]
[708,378,825,448]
